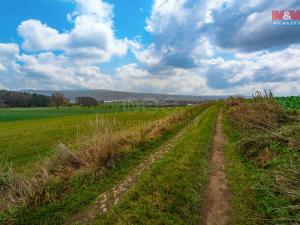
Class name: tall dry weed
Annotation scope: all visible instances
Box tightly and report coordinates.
[226,90,299,164]
[226,90,288,131]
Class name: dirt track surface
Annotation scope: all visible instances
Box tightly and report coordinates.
[201,110,231,225]
[65,112,205,225]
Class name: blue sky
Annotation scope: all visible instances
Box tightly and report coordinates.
[0,1,72,42]
[0,0,300,95]
[0,0,152,41]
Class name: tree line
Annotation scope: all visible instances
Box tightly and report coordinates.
[0,90,51,107]
[0,90,72,108]
[0,90,101,108]
[0,90,194,109]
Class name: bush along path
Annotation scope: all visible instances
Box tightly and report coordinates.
[65,106,213,225]
[93,105,219,225]
[201,110,231,225]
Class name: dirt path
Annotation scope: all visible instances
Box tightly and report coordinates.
[201,110,231,225]
[65,110,207,225]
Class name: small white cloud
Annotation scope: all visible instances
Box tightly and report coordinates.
[72,0,113,21]
[130,41,163,67]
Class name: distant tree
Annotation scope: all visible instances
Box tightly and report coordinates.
[63,98,72,107]
[31,93,51,107]
[75,96,98,107]
[52,92,65,109]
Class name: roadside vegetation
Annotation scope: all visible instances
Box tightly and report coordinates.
[0,103,211,225]
[0,108,177,174]
[94,104,219,225]
[224,91,300,224]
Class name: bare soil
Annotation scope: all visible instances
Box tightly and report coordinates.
[201,110,231,225]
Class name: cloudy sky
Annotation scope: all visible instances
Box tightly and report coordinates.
[0,0,300,96]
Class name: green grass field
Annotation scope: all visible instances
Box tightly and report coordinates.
[0,105,150,122]
[0,107,179,174]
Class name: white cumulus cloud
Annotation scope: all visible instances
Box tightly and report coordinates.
[17,0,128,64]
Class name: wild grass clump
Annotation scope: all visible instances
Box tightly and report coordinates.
[225,90,300,224]
[226,90,289,131]
[79,130,122,177]
[0,159,34,209]
[0,159,58,211]
[0,104,208,213]
[46,144,86,176]
[226,91,299,163]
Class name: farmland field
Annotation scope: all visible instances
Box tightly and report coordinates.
[0,106,180,174]
[276,96,300,109]
[0,104,149,122]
